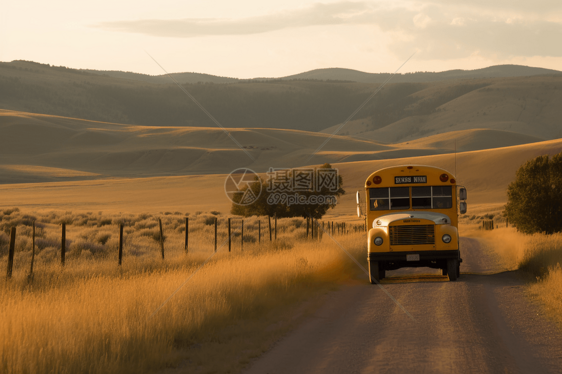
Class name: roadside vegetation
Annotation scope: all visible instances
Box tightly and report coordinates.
[0,207,366,374]
[465,226,562,326]
[463,152,562,328]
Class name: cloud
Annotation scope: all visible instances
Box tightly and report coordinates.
[96,2,375,38]
[96,0,562,59]
[372,3,562,59]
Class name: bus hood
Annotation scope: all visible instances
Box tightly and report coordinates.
[372,211,451,228]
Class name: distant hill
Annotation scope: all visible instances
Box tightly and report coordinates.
[280,65,562,83]
[84,69,239,84]
[0,109,551,183]
[1,60,561,140]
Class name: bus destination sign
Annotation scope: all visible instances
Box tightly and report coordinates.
[395,176,427,184]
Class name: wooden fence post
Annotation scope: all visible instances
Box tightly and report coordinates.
[306,218,309,238]
[118,223,123,266]
[28,222,35,280]
[268,216,272,242]
[228,218,231,252]
[311,218,314,239]
[185,217,189,254]
[6,227,16,279]
[258,220,261,244]
[214,217,217,252]
[274,214,277,240]
[61,222,66,266]
[158,218,165,259]
[241,219,244,251]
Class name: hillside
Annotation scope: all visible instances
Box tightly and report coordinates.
[0,109,392,182]
[282,65,562,83]
[1,138,561,215]
[1,60,561,139]
[0,110,554,184]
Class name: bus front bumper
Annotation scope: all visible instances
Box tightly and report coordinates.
[368,250,461,270]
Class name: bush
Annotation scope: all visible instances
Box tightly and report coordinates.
[505,152,562,234]
[204,216,216,226]
[70,240,105,255]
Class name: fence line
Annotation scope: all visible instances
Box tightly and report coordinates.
[3,215,365,280]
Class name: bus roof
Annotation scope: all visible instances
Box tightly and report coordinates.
[364,165,456,188]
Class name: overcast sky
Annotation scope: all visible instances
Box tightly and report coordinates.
[1,0,561,78]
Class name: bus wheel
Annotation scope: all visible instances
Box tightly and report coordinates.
[447,259,458,281]
[369,261,380,284]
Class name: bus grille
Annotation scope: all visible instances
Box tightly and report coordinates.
[389,225,435,245]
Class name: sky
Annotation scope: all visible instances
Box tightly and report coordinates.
[1,0,561,78]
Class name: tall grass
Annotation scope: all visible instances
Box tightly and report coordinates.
[465,225,562,327]
[0,208,366,374]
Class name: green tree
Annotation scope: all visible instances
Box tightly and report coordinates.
[230,163,345,219]
[505,152,562,234]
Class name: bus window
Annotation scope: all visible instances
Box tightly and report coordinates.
[412,186,432,208]
[390,187,409,210]
[433,186,452,209]
[369,188,389,210]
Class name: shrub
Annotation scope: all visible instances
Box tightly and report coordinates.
[505,152,562,234]
[242,234,256,243]
[139,229,165,243]
[135,219,157,230]
[2,208,19,216]
[37,246,58,261]
[98,219,113,227]
[70,240,105,255]
[95,232,112,245]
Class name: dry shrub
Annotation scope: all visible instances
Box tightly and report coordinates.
[135,219,157,230]
[70,239,105,255]
[95,232,112,245]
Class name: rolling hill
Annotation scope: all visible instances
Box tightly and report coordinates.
[280,65,562,83]
[1,60,561,139]
[1,137,561,216]
[0,109,555,184]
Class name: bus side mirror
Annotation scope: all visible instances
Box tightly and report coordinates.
[356,191,363,218]
[460,201,467,214]
[459,187,467,201]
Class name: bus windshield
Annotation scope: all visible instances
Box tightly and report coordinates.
[369,186,452,211]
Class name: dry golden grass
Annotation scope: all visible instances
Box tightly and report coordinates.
[465,225,562,327]
[0,208,366,374]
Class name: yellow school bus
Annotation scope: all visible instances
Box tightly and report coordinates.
[357,165,467,282]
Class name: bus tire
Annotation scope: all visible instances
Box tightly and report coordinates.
[447,259,458,281]
[369,260,380,284]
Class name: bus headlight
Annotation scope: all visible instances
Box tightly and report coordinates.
[442,234,451,243]
[374,237,383,246]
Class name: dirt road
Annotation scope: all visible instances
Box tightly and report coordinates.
[244,238,562,374]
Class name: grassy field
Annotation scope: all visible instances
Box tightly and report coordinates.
[0,208,366,374]
[466,225,562,327]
